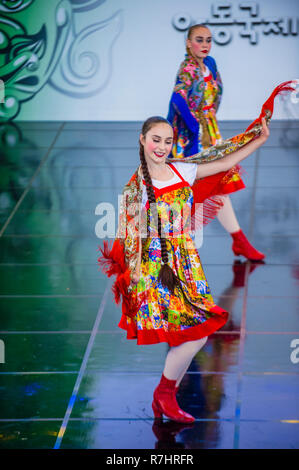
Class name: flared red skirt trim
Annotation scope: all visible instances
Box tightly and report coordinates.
[118,305,229,347]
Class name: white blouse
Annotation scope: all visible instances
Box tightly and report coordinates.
[142,161,198,207]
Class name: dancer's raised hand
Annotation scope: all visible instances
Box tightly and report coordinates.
[259,116,270,142]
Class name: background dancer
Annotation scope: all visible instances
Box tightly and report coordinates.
[167,23,265,261]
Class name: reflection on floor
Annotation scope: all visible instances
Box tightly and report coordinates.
[0,120,298,449]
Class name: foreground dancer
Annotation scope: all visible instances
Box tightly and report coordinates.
[98,81,294,423]
[167,23,264,260]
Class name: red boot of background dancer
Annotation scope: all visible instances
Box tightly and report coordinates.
[231,229,265,261]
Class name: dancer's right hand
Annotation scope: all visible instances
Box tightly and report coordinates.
[259,116,270,143]
[131,272,140,284]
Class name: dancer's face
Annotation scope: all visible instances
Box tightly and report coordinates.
[140,123,173,164]
[187,27,212,59]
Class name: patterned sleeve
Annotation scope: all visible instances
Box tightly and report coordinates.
[174,60,204,114]
[173,60,193,100]
[172,161,198,186]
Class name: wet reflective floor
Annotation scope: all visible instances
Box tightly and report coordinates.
[0,120,298,449]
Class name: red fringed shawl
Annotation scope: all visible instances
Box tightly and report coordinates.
[182,81,296,229]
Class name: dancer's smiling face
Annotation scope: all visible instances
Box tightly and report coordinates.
[140,123,173,164]
[187,26,212,59]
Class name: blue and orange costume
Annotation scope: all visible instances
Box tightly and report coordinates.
[167,53,245,225]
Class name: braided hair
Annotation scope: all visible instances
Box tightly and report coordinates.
[139,116,179,294]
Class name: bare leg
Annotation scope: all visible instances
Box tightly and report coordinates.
[216,195,240,234]
[175,362,193,388]
[163,337,208,387]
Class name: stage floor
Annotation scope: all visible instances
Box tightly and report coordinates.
[0,120,298,449]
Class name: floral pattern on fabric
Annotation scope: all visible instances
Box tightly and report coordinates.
[119,165,228,345]
[170,54,223,158]
[98,78,296,332]
[168,53,244,221]
[200,73,222,148]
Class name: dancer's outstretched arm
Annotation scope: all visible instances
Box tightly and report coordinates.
[195,117,269,180]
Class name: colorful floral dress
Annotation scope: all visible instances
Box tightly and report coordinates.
[200,65,222,147]
[118,162,228,346]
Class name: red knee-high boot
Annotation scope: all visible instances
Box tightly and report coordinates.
[152,374,195,423]
[231,229,265,261]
